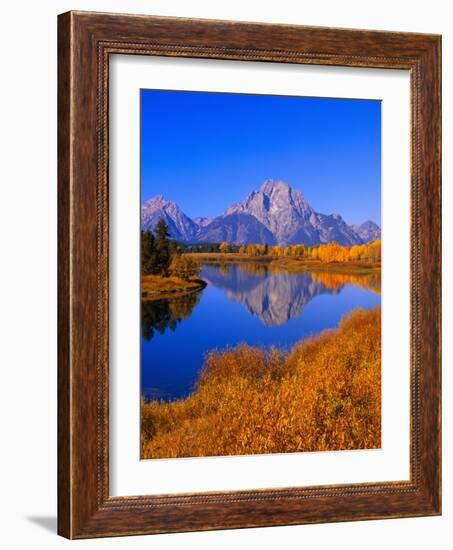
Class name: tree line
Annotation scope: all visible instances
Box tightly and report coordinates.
[142,221,381,269]
[141,219,200,280]
[181,242,241,253]
[218,240,381,263]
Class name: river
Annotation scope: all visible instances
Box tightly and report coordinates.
[141,262,381,402]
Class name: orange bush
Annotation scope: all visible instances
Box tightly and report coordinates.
[141,307,381,459]
[235,240,381,263]
[311,240,381,263]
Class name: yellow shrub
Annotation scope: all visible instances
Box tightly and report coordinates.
[141,307,381,459]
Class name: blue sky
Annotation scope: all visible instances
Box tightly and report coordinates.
[141,89,381,225]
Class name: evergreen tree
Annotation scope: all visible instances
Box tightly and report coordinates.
[168,239,178,256]
[141,230,158,275]
[154,218,171,275]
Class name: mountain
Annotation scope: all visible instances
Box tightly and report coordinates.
[225,179,363,246]
[193,216,213,227]
[141,180,380,246]
[352,221,381,243]
[197,213,277,246]
[297,211,364,246]
[225,180,313,243]
[141,195,198,241]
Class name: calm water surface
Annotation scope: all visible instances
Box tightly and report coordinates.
[141,263,381,402]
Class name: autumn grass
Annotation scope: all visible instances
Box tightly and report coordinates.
[141,274,207,301]
[273,256,381,273]
[186,252,380,272]
[141,306,381,459]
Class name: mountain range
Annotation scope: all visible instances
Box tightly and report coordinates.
[141,179,380,246]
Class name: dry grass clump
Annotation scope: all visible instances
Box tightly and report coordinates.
[141,307,381,459]
[141,274,206,300]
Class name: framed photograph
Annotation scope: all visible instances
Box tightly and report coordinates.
[58,11,441,538]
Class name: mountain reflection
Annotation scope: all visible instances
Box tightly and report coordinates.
[201,263,381,327]
[141,263,381,338]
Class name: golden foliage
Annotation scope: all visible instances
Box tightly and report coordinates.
[169,254,201,280]
[219,241,232,253]
[141,274,205,300]
[312,240,381,263]
[221,240,381,264]
[237,243,269,256]
[141,307,381,459]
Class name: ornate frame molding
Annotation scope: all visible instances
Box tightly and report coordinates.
[58,11,441,538]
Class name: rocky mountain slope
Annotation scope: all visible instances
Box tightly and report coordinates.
[193,216,213,227]
[225,180,363,246]
[196,213,277,246]
[141,180,380,245]
[352,220,381,243]
[141,195,198,242]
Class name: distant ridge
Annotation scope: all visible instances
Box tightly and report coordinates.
[141,180,380,246]
[141,195,198,242]
[352,220,381,243]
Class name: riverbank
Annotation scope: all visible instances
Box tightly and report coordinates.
[141,274,207,301]
[186,252,272,263]
[185,252,380,273]
[141,306,381,459]
[275,257,381,275]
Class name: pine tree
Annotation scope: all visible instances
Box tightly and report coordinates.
[141,231,157,275]
[154,218,171,275]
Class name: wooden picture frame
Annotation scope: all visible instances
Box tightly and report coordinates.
[58,10,441,539]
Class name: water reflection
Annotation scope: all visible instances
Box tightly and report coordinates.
[201,263,380,327]
[141,262,381,401]
[141,291,201,341]
[310,270,381,294]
